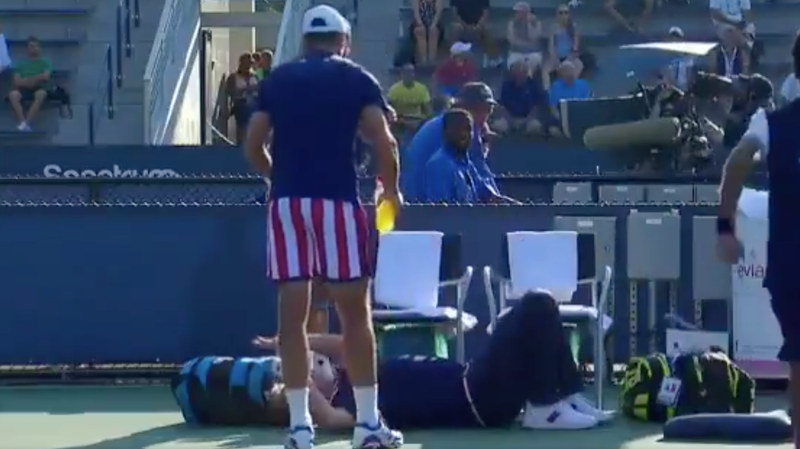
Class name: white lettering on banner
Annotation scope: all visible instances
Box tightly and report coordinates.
[732,210,783,375]
[42,164,180,178]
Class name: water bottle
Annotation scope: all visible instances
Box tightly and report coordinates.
[374,177,396,234]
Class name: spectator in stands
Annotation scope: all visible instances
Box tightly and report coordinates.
[402,82,501,201]
[411,0,444,65]
[423,109,479,202]
[506,2,545,76]
[424,108,519,203]
[450,0,501,67]
[387,63,432,133]
[255,49,273,79]
[548,6,583,79]
[494,60,560,137]
[709,27,750,77]
[0,27,10,74]
[660,27,696,91]
[709,0,753,43]
[549,60,591,123]
[780,71,800,105]
[604,0,654,34]
[7,37,54,132]
[226,53,260,144]
[434,42,478,102]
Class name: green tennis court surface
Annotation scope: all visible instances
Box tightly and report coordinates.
[0,385,790,449]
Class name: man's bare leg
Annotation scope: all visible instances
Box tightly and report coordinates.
[328,279,379,425]
[278,280,313,431]
[25,89,47,124]
[308,280,330,333]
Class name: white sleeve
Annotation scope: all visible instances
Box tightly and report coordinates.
[739,0,751,11]
[742,108,769,157]
[709,0,721,10]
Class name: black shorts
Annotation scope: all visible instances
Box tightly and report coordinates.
[768,286,800,362]
[15,87,54,102]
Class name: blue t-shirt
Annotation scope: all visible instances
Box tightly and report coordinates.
[423,148,480,203]
[402,114,498,199]
[331,357,476,428]
[548,79,592,108]
[257,50,388,202]
[500,77,546,118]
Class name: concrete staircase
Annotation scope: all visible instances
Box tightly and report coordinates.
[0,0,166,146]
[53,0,163,145]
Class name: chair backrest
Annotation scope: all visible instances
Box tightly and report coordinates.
[374,231,461,309]
[501,231,596,302]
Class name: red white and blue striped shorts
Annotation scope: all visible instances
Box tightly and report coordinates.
[267,197,371,282]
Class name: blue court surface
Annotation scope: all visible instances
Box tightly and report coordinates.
[0,385,789,449]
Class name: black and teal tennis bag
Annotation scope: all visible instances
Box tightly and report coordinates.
[620,350,755,423]
[171,356,282,425]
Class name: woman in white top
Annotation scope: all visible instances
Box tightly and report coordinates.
[780,73,800,105]
[506,2,544,72]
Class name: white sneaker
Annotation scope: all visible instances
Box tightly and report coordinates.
[285,425,315,449]
[352,421,404,449]
[568,393,615,423]
[522,401,598,430]
[17,122,30,132]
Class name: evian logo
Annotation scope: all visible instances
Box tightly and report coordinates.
[43,164,181,178]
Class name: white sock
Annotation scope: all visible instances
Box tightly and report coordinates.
[285,388,313,429]
[353,385,380,425]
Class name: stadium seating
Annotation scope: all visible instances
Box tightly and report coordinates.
[0,0,161,146]
[339,0,800,173]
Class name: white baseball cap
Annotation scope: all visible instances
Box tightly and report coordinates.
[302,5,351,35]
[450,41,472,55]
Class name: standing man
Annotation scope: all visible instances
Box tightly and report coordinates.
[244,5,404,449]
[717,32,800,449]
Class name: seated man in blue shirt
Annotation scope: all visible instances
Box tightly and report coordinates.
[493,61,560,138]
[424,109,520,204]
[402,82,501,200]
[423,109,479,203]
[549,60,592,126]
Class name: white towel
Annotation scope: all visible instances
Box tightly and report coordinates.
[507,231,578,302]
[375,231,443,310]
[0,34,12,70]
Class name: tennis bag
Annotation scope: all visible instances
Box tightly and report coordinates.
[620,350,755,423]
[171,356,282,426]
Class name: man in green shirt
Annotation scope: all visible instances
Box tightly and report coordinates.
[8,37,53,131]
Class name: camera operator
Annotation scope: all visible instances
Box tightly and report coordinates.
[723,73,774,148]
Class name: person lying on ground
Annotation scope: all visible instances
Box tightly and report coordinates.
[252,290,612,430]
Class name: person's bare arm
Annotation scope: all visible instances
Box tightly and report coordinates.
[309,384,356,430]
[572,26,581,52]
[412,0,423,25]
[244,111,272,176]
[254,334,345,361]
[360,105,399,194]
[507,21,521,46]
[13,73,30,88]
[432,0,443,25]
[718,119,764,220]
[710,8,739,25]
[477,6,489,27]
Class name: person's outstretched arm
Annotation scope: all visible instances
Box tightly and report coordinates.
[253,334,344,361]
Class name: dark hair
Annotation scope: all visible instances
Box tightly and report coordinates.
[442,108,473,129]
[793,30,800,78]
[27,36,40,44]
[303,32,345,47]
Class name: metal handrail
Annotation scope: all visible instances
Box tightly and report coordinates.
[133,0,141,27]
[115,0,132,88]
[87,45,115,146]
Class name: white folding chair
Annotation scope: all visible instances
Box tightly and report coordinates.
[482,231,613,406]
[372,231,476,362]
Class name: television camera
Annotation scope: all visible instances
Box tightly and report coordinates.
[578,42,738,172]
